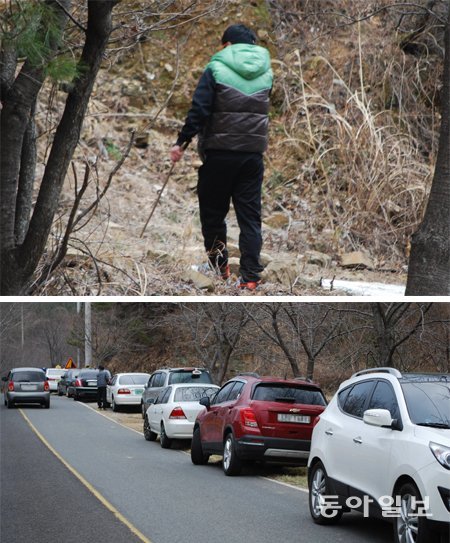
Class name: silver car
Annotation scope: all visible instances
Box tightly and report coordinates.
[2,367,50,409]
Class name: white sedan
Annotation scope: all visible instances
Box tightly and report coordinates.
[45,368,67,392]
[106,372,150,411]
[144,383,219,448]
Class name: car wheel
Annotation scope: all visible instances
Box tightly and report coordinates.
[141,401,146,419]
[223,433,242,476]
[143,416,157,441]
[57,389,63,397]
[44,400,50,409]
[6,398,14,409]
[160,423,172,449]
[393,482,433,543]
[112,396,119,412]
[309,461,343,525]
[191,427,210,465]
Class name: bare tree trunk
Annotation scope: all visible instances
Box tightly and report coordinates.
[406,7,450,295]
[0,1,118,294]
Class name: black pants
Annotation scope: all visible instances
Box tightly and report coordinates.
[98,386,107,408]
[197,150,264,282]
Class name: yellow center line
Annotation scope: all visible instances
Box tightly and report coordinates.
[19,409,154,543]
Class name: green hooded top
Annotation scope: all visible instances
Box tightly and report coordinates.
[200,43,273,154]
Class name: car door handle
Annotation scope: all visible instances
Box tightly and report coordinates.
[325,429,333,436]
[353,436,363,444]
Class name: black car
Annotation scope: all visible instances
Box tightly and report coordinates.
[57,369,80,397]
[72,369,99,401]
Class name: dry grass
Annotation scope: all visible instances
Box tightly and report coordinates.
[268,0,441,269]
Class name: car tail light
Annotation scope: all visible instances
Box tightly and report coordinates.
[118,388,131,395]
[240,408,259,428]
[169,407,186,419]
[313,415,321,427]
[7,381,14,392]
[75,379,82,387]
[44,381,49,391]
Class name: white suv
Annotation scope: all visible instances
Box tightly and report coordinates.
[308,368,450,543]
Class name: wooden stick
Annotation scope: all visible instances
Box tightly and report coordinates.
[139,142,188,238]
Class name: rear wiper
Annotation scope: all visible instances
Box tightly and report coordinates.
[274,397,296,403]
[416,422,450,429]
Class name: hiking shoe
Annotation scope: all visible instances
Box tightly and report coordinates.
[220,265,231,280]
[238,279,261,291]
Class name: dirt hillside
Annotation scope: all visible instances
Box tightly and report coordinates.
[37,0,444,295]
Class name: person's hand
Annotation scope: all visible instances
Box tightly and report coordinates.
[170,145,185,163]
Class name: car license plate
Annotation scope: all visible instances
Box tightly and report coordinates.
[134,389,143,395]
[277,413,310,423]
[87,382,96,386]
[21,384,37,391]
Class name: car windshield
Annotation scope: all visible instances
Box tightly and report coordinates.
[401,381,450,427]
[119,375,148,385]
[252,384,327,405]
[12,370,45,382]
[168,371,212,385]
[174,386,218,402]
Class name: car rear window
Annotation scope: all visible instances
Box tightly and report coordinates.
[79,370,98,378]
[252,384,327,406]
[12,370,45,382]
[174,386,218,402]
[168,370,212,385]
[46,369,65,377]
[119,374,149,385]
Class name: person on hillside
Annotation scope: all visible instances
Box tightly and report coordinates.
[170,24,273,290]
[97,364,111,409]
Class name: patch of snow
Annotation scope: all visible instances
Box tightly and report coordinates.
[321,279,405,297]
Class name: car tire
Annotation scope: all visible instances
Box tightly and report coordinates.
[309,461,343,525]
[222,433,242,476]
[44,400,50,409]
[160,423,172,449]
[6,398,14,409]
[141,401,146,419]
[393,482,434,543]
[191,427,210,465]
[112,396,119,412]
[57,389,63,397]
[143,416,157,441]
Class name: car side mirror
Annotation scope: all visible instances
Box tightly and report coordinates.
[363,408,394,428]
[199,396,211,409]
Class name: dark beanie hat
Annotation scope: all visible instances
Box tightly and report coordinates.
[221,24,257,45]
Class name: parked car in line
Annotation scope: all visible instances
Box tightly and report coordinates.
[308,368,450,543]
[45,368,66,392]
[141,367,213,418]
[57,369,80,397]
[144,383,220,448]
[2,367,50,409]
[72,369,99,402]
[191,374,327,475]
[106,372,150,411]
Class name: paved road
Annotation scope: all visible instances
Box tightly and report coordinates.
[1,396,393,543]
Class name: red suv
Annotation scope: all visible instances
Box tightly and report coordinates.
[191,374,327,476]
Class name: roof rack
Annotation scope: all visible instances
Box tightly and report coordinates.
[236,372,260,378]
[352,367,402,378]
